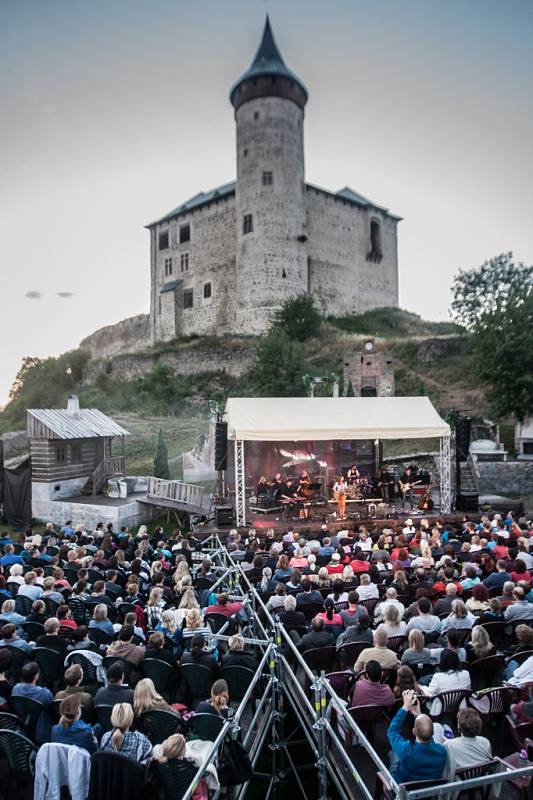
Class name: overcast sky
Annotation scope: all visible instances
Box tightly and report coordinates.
[1,0,532,407]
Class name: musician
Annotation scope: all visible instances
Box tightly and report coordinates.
[271,473,285,502]
[332,475,347,519]
[378,467,392,503]
[280,479,300,520]
[346,464,360,484]
[400,467,415,511]
[256,475,269,497]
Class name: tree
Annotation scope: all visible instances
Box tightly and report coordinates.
[154,428,170,479]
[451,253,533,421]
[247,330,311,396]
[451,252,533,329]
[273,294,322,342]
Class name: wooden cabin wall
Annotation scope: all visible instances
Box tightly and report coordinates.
[30,438,99,482]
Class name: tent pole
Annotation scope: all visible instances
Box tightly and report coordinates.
[234,438,246,528]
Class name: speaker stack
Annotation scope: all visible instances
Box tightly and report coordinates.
[214,421,228,471]
[215,506,234,527]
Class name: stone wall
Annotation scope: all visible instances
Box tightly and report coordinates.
[306,186,399,317]
[79,314,151,360]
[0,430,28,457]
[477,461,533,497]
[83,339,255,384]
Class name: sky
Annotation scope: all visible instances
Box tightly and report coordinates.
[1,0,532,407]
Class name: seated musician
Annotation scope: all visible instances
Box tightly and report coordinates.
[347,464,360,483]
[256,475,269,496]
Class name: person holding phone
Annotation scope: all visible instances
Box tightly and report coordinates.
[387,689,447,783]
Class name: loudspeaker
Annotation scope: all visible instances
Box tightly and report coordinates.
[455,416,472,461]
[456,492,479,512]
[214,421,228,471]
[216,505,234,526]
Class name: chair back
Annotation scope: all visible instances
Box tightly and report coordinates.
[204,612,230,633]
[510,649,533,667]
[21,621,46,642]
[95,704,114,732]
[4,646,30,682]
[300,602,324,622]
[387,635,407,653]
[180,662,214,704]
[88,751,146,800]
[455,759,498,800]
[102,656,132,685]
[360,598,379,617]
[468,655,505,690]
[154,759,199,800]
[67,651,100,684]
[433,689,472,715]
[6,581,19,596]
[325,671,355,700]
[88,627,114,647]
[301,646,336,674]
[68,596,88,624]
[0,711,28,734]
[193,577,214,591]
[15,595,33,616]
[138,708,187,745]
[0,729,36,774]
[33,647,64,689]
[334,601,349,612]
[188,711,224,741]
[43,598,60,617]
[142,659,174,698]
[9,695,45,741]
[222,662,257,702]
[337,641,370,667]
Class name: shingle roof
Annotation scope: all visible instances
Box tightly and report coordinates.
[229,16,308,105]
[27,408,130,440]
[146,181,235,228]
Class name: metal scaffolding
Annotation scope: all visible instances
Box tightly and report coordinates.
[178,538,533,800]
[234,438,246,527]
[439,434,452,513]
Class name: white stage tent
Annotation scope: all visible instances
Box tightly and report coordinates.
[223,397,452,526]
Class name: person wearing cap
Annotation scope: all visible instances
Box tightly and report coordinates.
[326,553,344,575]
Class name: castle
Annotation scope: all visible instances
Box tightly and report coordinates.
[148,18,400,342]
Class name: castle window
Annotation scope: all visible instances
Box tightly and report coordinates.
[158,296,161,314]
[183,289,193,309]
[262,171,273,186]
[366,218,383,262]
[55,446,66,464]
[242,213,253,235]
[203,282,212,299]
[282,268,287,279]
[180,253,189,272]
[179,224,191,244]
[243,148,248,157]
[164,257,173,276]
[158,230,169,250]
[254,111,259,120]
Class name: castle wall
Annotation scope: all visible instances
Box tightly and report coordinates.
[151,197,237,341]
[79,314,150,360]
[305,187,398,317]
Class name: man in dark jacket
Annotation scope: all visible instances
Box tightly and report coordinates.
[295,579,322,606]
[297,617,335,653]
[35,617,70,654]
[277,595,307,631]
[221,634,257,671]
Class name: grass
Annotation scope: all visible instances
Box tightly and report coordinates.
[327,307,464,338]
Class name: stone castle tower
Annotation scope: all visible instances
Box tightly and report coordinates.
[148,18,400,343]
[231,18,308,333]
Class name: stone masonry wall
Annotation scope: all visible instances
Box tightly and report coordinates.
[477,461,533,497]
[83,340,255,384]
[79,314,151,360]
[306,187,398,317]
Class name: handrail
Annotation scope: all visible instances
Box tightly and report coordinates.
[91,455,125,494]
[147,476,204,508]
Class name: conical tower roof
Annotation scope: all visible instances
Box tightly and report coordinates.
[230,16,308,110]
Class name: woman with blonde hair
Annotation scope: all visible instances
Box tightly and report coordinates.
[377,604,407,639]
[155,734,218,799]
[89,603,114,638]
[146,587,166,628]
[150,560,163,578]
[401,628,433,670]
[317,567,331,588]
[181,607,212,647]
[100,702,153,763]
[441,598,475,633]
[342,564,355,585]
[173,560,190,586]
[156,609,183,651]
[465,625,496,663]
[175,587,200,625]
[133,677,170,716]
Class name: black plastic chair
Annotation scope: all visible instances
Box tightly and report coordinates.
[88,627,114,647]
[68,596,88,625]
[138,708,188,744]
[6,582,20,597]
[337,641,371,668]
[43,598,61,617]
[142,658,175,699]
[301,645,336,675]
[299,602,324,623]
[0,711,28,735]
[0,729,36,800]
[117,603,137,621]
[205,612,230,633]
[220,664,256,704]
[67,651,100,685]
[193,577,214,591]
[3,645,30,682]
[21,621,45,642]
[387,635,407,654]
[346,704,389,746]
[468,654,505,691]
[34,646,64,690]
[88,751,146,800]
[180,662,214,706]
[95,704,114,732]
[325,670,355,701]
[360,598,379,617]
[9,695,46,742]
[103,656,132,685]
[14,595,33,616]
[153,759,199,800]
[188,711,225,741]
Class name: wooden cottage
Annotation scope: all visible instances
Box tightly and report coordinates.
[27,395,129,499]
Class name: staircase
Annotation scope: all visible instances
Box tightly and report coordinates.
[82,455,126,495]
[459,454,480,493]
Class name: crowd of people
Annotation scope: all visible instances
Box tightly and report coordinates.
[0,509,532,796]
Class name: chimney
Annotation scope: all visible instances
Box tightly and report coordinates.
[67,395,80,417]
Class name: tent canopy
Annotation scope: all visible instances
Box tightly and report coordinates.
[224,396,450,442]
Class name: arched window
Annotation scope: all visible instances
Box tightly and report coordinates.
[367,218,383,263]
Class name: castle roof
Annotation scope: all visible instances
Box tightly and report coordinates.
[146,181,236,227]
[230,16,308,109]
[147,179,401,228]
